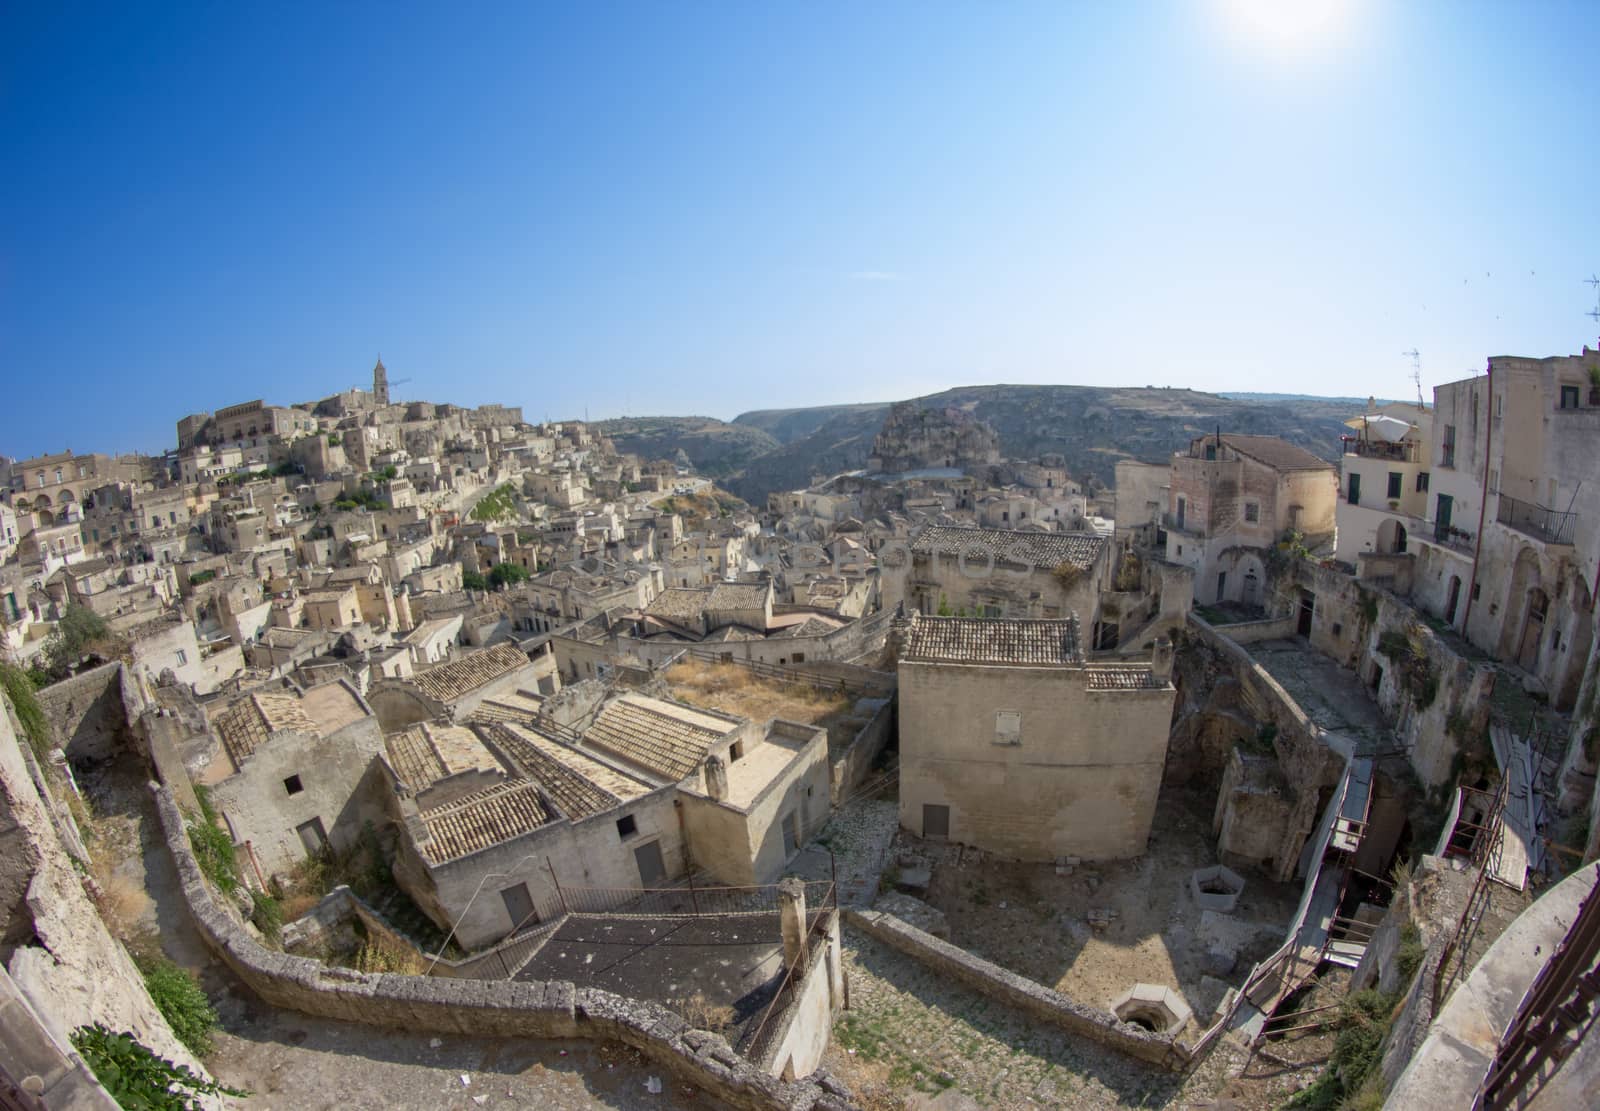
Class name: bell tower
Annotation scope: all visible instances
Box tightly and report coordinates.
[372,358,389,407]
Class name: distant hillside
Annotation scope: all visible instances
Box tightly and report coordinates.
[604,386,1360,504]
[594,416,779,479]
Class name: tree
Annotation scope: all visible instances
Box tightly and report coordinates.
[488,563,529,589]
[461,569,488,591]
[41,605,114,681]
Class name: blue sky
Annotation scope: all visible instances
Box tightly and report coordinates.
[4,1,1599,458]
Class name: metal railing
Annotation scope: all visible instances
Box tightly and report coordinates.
[740,900,838,1066]
[1495,493,1577,546]
[1429,520,1476,555]
[1342,437,1420,462]
[1476,862,1600,1109]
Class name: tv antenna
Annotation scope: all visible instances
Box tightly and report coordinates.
[1401,348,1423,407]
[1586,275,1600,323]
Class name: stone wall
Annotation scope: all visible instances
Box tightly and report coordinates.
[845,907,1183,1068]
[829,697,894,805]
[148,780,851,1110]
[35,662,137,763]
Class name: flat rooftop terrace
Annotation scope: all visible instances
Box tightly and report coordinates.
[515,913,787,1046]
[1243,638,1393,756]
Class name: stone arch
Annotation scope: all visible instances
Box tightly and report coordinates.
[1376,518,1408,554]
[1497,547,1544,661]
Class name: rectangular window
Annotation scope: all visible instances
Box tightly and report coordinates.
[1416,472,1430,493]
[1441,425,1456,468]
[175,649,187,666]
[615,814,637,839]
[1243,502,1259,523]
[1560,385,1581,410]
[1387,472,1403,500]
[729,740,745,762]
[1347,472,1361,505]
[995,710,1022,746]
[283,774,304,795]
[923,804,950,839]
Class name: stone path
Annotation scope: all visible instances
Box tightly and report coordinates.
[827,928,1245,1109]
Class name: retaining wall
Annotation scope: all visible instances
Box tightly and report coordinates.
[149,781,851,1110]
[845,907,1183,1069]
[35,662,137,763]
[829,697,894,805]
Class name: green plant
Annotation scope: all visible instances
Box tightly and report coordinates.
[327,432,341,446]
[1282,988,1399,1110]
[187,569,216,587]
[488,562,529,588]
[461,569,488,591]
[250,890,283,944]
[187,787,238,896]
[39,604,115,682]
[72,1025,245,1110]
[0,659,52,757]
[1396,922,1424,983]
[136,955,220,1057]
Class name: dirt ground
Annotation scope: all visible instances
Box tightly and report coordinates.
[208,996,728,1111]
[917,784,1302,1021]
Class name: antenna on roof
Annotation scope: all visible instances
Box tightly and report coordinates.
[1402,348,1423,409]
[1586,275,1600,323]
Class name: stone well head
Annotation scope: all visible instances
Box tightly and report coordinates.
[1190,864,1245,912]
[1111,983,1193,1035]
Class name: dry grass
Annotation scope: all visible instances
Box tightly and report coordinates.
[664,660,856,729]
[672,991,736,1034]
[351,930,427,976]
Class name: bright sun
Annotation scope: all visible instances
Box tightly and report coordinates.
[1221,0,1349,50]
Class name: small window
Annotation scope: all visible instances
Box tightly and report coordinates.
[175,649,187,666]
[1560,385,1581,410]
[791,652,805,663]
[729,741,745,762]
[1416,472,1430,493]
[1243,502,1259,523]
[1331,623,1343,638]
[1387,472,1403,500]
[1471,583,1482,601]
[283,775,304,795]
[616,814,637,839]
[995,710,1022,746]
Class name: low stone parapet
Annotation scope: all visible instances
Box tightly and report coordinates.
[844,906,1185,1069]
[149,783,851,1110]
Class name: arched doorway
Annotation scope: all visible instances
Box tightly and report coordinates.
[1518,587,1549,672]
[1376,518,1408,554]
[1444,575,1462,625]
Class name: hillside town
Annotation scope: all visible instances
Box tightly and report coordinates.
[5,347,1600,1110]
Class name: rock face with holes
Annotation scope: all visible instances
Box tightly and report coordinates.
[1110,983,1193,1036]
[1189,864,1245,912]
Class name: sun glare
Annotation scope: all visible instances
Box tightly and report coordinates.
[1221,0,1350,52]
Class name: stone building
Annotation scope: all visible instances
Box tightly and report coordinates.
[1163,434,1338,608]
[867,402,1001,474]
[201,679,389,875]
[896,614,1176,860]
[1334,403,1433,564]
[880,524,1110,638]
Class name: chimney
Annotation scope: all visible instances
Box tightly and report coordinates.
[1151,637,1174,684]
[778,877,810,977]
[704,754,729,801]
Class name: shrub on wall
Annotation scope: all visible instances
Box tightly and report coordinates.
[187,787,239,896]
[72,1024,245,1110]
[135,955,221,1057]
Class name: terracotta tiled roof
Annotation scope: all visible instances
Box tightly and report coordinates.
[911,525,1105,570]
[213,690,319,765]
[483,724,642,820]
[644,588,711,621]
[1085,666,1163,690]
[1211,434,1336,473]
[410,642,529,705]
[384,725,446,791]
[418,779,552,863]
[901,615,1085,667]
[582,695,735,781]
[706,582,768,610]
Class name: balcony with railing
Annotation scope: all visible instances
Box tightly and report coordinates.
[1496,494,1576,546]
[1340,436,1420,463]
